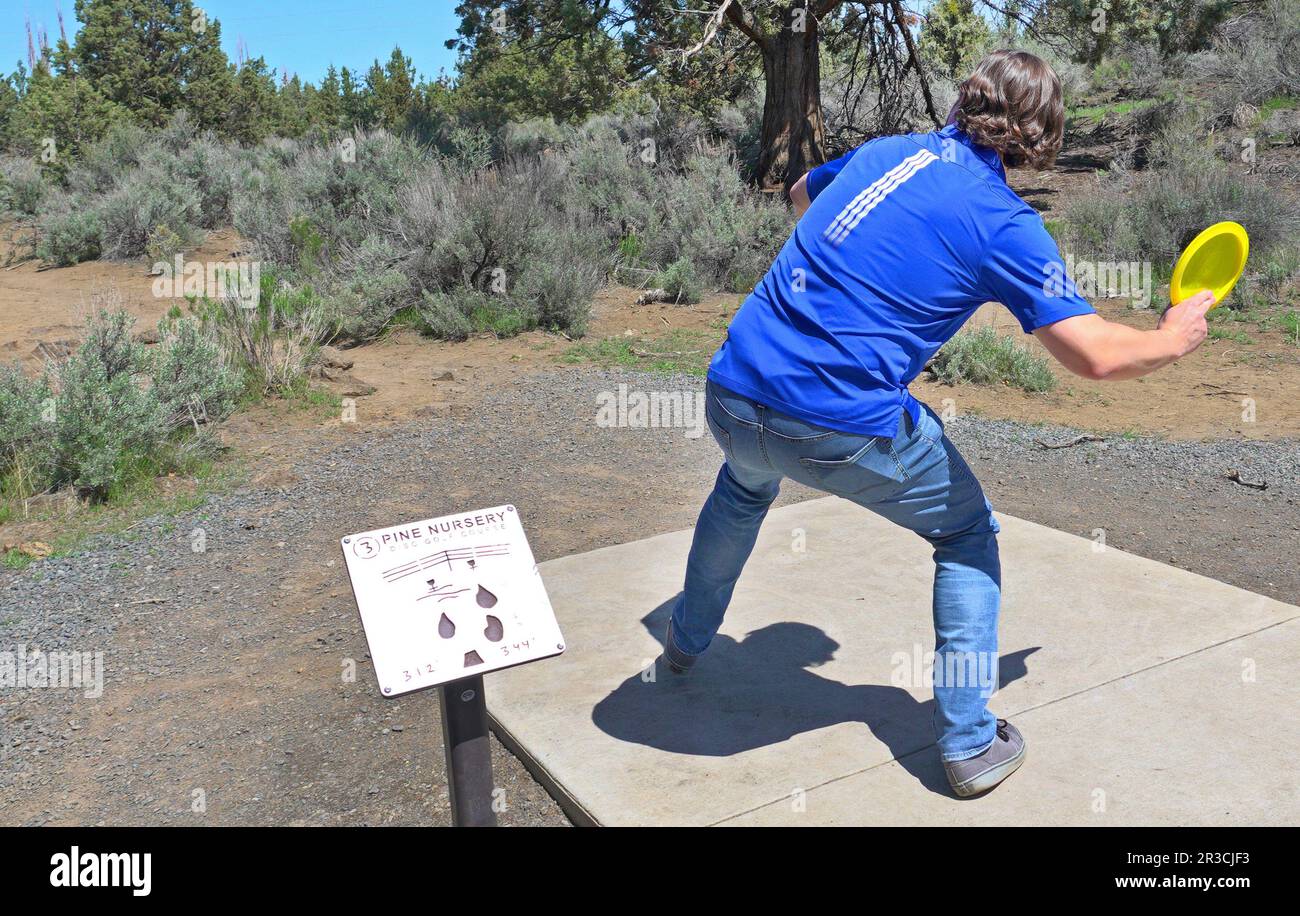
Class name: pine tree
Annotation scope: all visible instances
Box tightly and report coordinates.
[183,10,236,132]
[277,74,310,137]
[225,57,280,144]
[371,48,417,131]
[338,66,371,130]
[8,65,129,172]
[309,65,345,134]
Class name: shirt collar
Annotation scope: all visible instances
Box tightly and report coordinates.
[938,123,1006,182]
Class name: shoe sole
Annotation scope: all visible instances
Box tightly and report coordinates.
[947,743,1027,798]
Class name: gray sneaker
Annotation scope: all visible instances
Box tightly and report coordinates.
[661,619,696,674]
[944,719,1026,797]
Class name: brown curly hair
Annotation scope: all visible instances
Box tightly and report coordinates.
[954,50,1064,171]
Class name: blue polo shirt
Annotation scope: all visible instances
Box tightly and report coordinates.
[708,124,1095,437]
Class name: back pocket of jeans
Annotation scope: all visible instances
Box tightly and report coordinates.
[798,437,908,488]
[705,402,732,455]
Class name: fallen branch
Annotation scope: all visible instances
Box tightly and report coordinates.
[1224,469,1267,491]
[1196,382,1248,396]
[631,347,701,359]
[127,597,169,605]
[1034,434,1105,450]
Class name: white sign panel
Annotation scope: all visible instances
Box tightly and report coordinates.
[341,505,564,696]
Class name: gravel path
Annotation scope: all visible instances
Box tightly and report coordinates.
[2,368,1296,825]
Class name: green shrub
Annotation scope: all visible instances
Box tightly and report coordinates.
[294,131,426,257]
[166,135,242,229]
[36,205,104,266]
[414,286,527,340]
[518,241,603,335]
[1083,43,1169,100]
[532,259,602,334]
[326,239,415,341]
[26,116,782,339]
[145,224,186,264]
[576,100,712,168]
[1,299,298,509]
[562,127,657,249]
[19,113,787,341]
[329,268,414,340]
[230,158,298,266]
[197,275,325,395]
[469,301,532,337]
[1256,242,1300,296]
[501,117,574,158]
[2,298,301,506]
[1062,123,1298,284]
[617,232,643,263]
[1206,0,1300,121]
[1090,57,1133,90]
[650,257,704,305]
[0,364,55,498]
[67,121,151,197]
[151,318,244,428]
[1281,311,1300,346]
[558,129,785,296]
[63,115,239,233]
[643,150,788,294]
[97,167,201,260]
[0,156,47,216]
[396,154,603,339]
[52,310,165,499]
[451,157,570,281]
[417,289,476,341]
[232,130,431,286]
[930,328,1057,392]
[0,364,50,461]
[288,215,325,274]
[1134,137,1295,266]
[446,125,495,172]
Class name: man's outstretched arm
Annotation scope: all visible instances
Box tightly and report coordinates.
[1033,289,1216,381]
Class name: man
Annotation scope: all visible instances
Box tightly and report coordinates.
[663,49,1215,797]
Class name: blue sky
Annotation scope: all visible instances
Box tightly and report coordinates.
[4,0,464,84]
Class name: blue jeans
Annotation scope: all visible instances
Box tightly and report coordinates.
[669,380,1002,761]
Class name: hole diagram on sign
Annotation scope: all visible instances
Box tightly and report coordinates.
[383,545,512,669]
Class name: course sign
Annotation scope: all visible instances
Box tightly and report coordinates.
[341,505,564,696]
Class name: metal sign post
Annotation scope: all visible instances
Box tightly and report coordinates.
[340,504,565,827]
[439,674,496,827]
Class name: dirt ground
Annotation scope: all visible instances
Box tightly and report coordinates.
[1,228,249,366]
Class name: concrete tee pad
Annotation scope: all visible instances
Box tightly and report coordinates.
[486,497,1299,826]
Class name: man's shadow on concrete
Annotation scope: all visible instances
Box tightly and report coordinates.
[591,598,1039,796]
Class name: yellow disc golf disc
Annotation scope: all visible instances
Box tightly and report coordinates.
[1169,221,1249,308]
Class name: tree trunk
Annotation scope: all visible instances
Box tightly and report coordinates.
[755,16,826,196]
